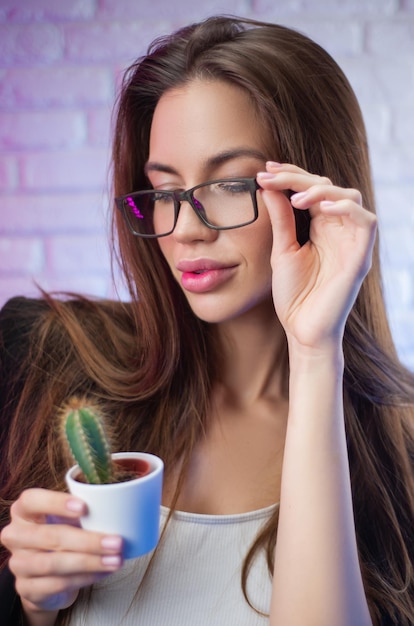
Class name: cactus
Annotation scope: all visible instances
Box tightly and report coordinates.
[59,397,114,484]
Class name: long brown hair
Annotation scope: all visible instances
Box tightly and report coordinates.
[1,16,414,625]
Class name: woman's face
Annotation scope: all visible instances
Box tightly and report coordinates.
[147,79,276,324]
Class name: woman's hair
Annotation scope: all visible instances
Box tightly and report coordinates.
[1,15,414,625]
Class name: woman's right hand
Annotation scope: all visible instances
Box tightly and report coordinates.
[0,488,123,621]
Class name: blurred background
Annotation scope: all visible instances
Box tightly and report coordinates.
[0,0,413,369]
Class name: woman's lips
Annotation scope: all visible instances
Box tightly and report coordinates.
[177,260,237,293]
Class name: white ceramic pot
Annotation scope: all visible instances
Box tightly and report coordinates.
[65,451,164,559]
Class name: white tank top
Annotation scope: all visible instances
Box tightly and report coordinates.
[68,503,278,625]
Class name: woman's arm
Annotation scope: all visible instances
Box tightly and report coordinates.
[257,162,376,626]
[272,341,371,625]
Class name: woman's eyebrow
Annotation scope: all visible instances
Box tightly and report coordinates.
[206,148,267,168]
[144,162,178,175]
[144,148,267,176]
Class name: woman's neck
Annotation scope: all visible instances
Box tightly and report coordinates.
[216,304,288,407]
[164,302,289,515]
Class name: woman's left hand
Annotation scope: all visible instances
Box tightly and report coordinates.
[257,161,377,349]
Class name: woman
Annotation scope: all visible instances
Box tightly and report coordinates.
[1,15,414,626]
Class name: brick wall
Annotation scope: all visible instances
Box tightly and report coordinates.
[0,0,413,369]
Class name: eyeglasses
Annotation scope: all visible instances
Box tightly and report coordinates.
[115,177,260,238]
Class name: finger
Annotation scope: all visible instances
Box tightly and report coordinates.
[3,519,123,556]
[266,161,330,179]
[16,574,103,611]
[258,188,300,256]
[319,199,376,230]
[291,185,363,210]
[11,548,123,578]
[10,488,86,523]
[320,200,377,270]
[46,514,81,527]
[317,198,377,276]
[258,163,332,195]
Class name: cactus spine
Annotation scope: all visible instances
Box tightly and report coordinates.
[61,398,113,484]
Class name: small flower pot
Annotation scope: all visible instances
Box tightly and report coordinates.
[65,452,164,559]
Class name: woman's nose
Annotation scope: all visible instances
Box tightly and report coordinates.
[172,201,218,243]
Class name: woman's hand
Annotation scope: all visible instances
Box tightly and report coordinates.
[257,161,377,349]
[0,488,123,620]
[259,162,375,626]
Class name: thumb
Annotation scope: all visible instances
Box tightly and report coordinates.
[260,189,300,257]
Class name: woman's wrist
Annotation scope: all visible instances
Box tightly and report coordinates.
[286,333,345,373]
[285,334,345,433]
[21,602,59,626]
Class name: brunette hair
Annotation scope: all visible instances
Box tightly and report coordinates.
[1,16,414,626]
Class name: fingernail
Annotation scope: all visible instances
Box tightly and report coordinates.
[320,200,335,207]
[266,161,282,168]
[102,555,122,568]
[291,192,307,203]
[257,172,274,180]
[66,498,84,513]
[101,536,123,551]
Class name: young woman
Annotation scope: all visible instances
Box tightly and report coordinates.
[1,15,414,626]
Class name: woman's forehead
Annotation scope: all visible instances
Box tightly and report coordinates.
[148,79,268,176]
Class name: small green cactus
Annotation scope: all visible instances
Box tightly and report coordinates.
[60,397,114,484]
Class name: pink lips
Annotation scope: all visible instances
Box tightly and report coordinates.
[177,259,237,293]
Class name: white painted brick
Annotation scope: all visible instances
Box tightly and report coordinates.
[370,144,414,185]
[299,0,398,14]
[20,148,109,191]
[87,108,112,148]
[253,0,306,13]
[98,0,249,20]
[376,60,414,107]
[361,103,391,147]
[387,309,414,363]
[375,184,414,227]
[379,225,414,266]
[0,236,44,273]
[256,0,399,15]
[382,267,413,309]
[45,234,111,274]
[39,274,111,299]
[0,156,18,191]
[64,21,164,62]
[339,58,380,104]
[0,273,113,306]
[0,277,45,306]
[392,104,414,145]
[0,0,96,22]
[276,18,364,57]
[366,19,414,57]
[0,66,113,109]
[0,111,86,150]
[0,23,63,65]
[0,193,108,234]
[340,58,414,108]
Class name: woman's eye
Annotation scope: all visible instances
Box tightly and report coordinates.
[153,192,175,204]
[216,181,249,194]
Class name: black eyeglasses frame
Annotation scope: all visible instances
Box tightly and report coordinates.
[115,177,261,238]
